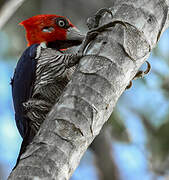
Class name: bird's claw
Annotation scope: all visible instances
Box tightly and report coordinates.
[126,61,151,89]
[126,81,132,89]
[133,61,151,80]
[87,8,113,30]
[78,31,99,55]
[78,8,127,55]
[23,101,32,111]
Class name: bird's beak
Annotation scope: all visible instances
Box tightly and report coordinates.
[66,27,85,44]
[47,27,85,49]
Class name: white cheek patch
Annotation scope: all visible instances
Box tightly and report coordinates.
[42,27,54,33]
[35,42,47,59]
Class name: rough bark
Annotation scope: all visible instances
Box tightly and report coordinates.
[8,0,169,179]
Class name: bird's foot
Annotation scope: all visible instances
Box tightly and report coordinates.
[87,8,113,30]
[126,61,151,89]
[35,42,47,59]
[133,61,151,80]
[23,101,34,110]
[78,8,127,55]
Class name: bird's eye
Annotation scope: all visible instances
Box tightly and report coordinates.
[56,17,69,29]
[58,20,66,28]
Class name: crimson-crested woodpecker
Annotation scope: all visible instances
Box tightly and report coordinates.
[11,14,84,167]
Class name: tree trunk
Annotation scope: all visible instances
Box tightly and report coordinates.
[8,0,169,179]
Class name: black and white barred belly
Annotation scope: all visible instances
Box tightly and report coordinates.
[24,48,78,131]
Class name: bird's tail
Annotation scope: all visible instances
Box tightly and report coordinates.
[13,125,36,170]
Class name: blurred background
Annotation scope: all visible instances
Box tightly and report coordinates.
[0,0,169,179]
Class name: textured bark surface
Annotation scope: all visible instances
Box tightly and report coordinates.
[8,0,169,179]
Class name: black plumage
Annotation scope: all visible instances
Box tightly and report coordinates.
[12,44,38,138]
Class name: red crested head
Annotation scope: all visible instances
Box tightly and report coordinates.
[20,14,84,48]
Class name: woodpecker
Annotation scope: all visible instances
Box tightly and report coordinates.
[11,14,84,168]
[11,10,151,169]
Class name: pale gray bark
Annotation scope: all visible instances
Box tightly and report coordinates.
[8,0,169,179]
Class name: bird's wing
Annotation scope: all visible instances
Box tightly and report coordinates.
[11,44,38,138]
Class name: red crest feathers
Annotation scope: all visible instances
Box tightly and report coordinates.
[20,15,74,46]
